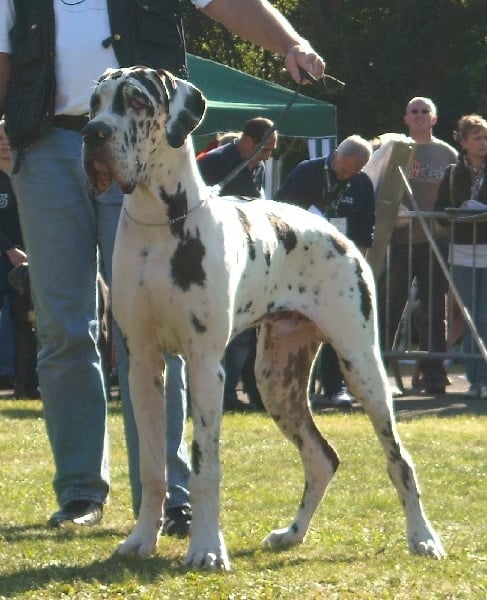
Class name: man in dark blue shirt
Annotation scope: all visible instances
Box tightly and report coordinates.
[275,135,375,408]
[198,117,277,198]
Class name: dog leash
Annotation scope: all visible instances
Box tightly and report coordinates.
[212,68,346,195]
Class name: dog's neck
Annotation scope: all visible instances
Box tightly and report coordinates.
[122,136,209,228]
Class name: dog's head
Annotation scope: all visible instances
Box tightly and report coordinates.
[82,66,206,194]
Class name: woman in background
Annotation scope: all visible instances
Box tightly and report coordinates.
[435,114,487,399]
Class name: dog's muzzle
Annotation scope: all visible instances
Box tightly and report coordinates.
[82,121,120,195]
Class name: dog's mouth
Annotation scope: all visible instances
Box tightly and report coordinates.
[84,159,114,195]
[83,157,137,196]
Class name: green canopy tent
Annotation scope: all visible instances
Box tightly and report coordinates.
[186,54,337,194]
[187,54,336,141]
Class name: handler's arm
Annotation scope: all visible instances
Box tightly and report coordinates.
[200,0,324,83]
[0,53,11,111]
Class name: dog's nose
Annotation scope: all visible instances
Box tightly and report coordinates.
[82,121,113,145]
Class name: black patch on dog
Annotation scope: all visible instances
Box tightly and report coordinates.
[236,208,256,260]
[191,440,202,475]
[90,92,101,116]
[132,70,164,107]
[237,301,253,314]
[170,231,206,291]
[264,247,271,266]
[112,83,126,117]
[158,183,191,237]
[129,118,137,147]
[191,313,207,333]
[354,259,372,321]
[267,214,297,254]
[282,346,310,389]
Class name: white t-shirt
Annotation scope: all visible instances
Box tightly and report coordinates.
[0,0,212,115]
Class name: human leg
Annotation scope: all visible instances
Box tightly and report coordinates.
[223,329,253,410]
[454,265,487,390]
[240,327,264,408]
[452,265,476,387]
[377,242,411,352]
[415,241,448,391]
[12,129,108,512]
[473,269,487,389]
[0,259,15,384]
[319,343,352,407]
[96,186,191,519]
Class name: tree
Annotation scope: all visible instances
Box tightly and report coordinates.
[182,0,486,145]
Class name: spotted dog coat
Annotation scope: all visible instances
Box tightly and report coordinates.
[82,66,445,570]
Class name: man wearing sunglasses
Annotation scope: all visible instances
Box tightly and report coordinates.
[378,97,458,395]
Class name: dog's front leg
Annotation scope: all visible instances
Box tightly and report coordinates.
[185,357,230,571]
[117,347,166,558]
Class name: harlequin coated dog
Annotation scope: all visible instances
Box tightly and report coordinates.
[82,66,445,570]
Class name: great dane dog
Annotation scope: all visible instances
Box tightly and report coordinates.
[82,66,445,570]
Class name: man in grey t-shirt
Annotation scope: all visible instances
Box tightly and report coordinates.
[378,97,457,395]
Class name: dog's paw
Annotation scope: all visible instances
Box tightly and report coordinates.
[116,524,160,558]
[263,525,305,548]
[184,532,230,571]
[184,549,230,571]
[408,526,446,560]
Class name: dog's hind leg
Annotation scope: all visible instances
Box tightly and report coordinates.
[256,316,339,548]
[331,332,446,559]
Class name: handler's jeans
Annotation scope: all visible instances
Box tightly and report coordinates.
[12,128,190,515]
[452,265,487,388]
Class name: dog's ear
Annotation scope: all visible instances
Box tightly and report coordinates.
[158,70,207,148]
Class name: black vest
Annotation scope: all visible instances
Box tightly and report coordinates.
[4,0,187,149]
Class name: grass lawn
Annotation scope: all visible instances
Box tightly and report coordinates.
[0,399,485,599]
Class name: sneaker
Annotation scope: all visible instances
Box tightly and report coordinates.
[330,388,353,408]
[48,500,103,528]
[463,385,479,399]
[422,384,446,395]
[161,505,192,538]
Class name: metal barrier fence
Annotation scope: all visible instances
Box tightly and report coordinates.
[378,208,487,366]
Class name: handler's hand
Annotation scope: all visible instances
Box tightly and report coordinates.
[284,41,325,84]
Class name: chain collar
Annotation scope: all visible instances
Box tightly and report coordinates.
[122,197,207,227]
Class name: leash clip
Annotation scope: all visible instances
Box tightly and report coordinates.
[298,67,346,91]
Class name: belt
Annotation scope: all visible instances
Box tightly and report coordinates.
[53,114,89,132]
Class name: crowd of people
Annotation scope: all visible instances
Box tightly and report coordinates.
[0,0,485,538]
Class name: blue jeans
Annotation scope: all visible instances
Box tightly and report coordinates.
[452,265,487,388]
[12,127,190,513]
[0,277,15,378]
